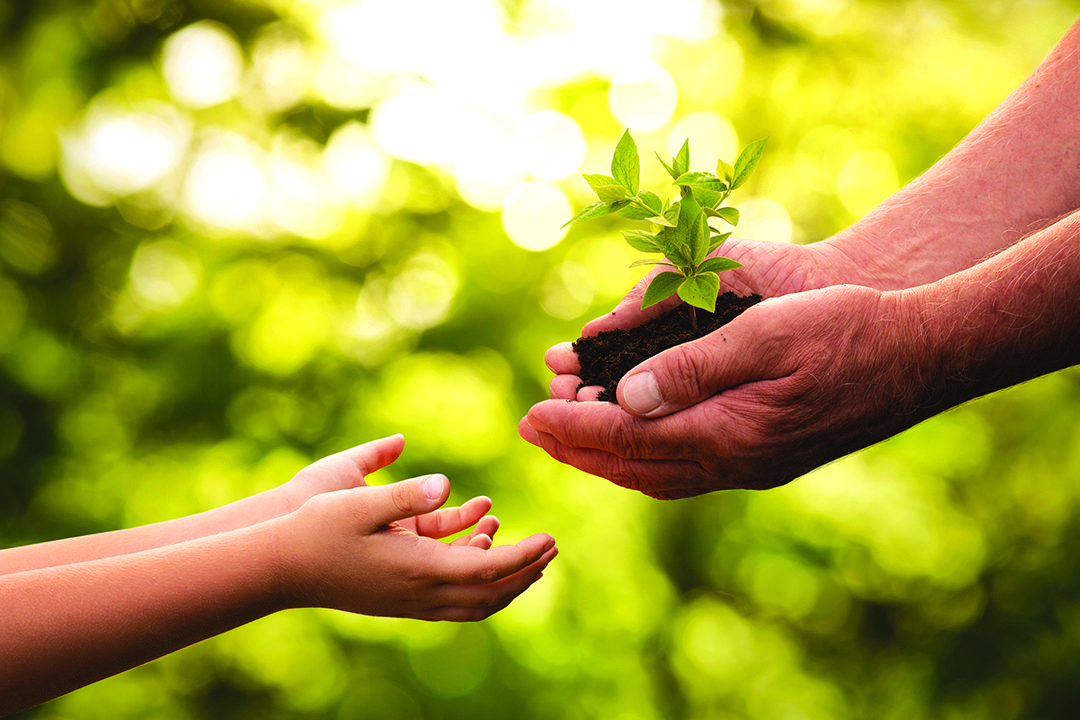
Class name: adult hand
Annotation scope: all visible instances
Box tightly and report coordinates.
[544,237,869,402]
[522,284,936,499]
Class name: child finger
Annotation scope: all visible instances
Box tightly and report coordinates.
[447,516,499,548]
[434,534,557,586]
[357,474,449,531]
[338,434,407,478]
[413,496,493,538]
[433,545,559,610]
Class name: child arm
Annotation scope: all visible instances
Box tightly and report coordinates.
[0,435,405,575]
[0,469,556,714]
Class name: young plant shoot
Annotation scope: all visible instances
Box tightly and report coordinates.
[565,130,767,332]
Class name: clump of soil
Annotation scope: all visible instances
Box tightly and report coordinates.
[573,292,762,402]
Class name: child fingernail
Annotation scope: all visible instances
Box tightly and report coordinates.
[423,475,445,499]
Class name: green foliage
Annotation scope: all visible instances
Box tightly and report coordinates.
[567,130,765,315]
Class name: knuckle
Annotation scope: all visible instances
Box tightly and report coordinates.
[390,482,415,516]
[661,342,716,400]
[605,456,652,494]
[475,562,502,584]
[594,414,645,456]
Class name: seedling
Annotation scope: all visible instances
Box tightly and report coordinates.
[565,130,767,332]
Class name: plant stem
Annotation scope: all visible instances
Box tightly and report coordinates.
[689,304,698,334]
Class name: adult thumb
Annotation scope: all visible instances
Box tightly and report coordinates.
[362,474,449,530]
[614,317,764,418]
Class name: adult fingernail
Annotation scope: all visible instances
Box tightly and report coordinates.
[621,372,662,415]
[423,475,445,499]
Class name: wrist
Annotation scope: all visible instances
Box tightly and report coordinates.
[897,217,1080,413]
[264,513,310,612]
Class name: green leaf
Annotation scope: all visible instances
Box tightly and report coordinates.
[662,203,681,226]
[638,190,664,216]
[673,171,723,187]
[563,201,618,227]
[617,204,654,220]
[707,231,732,255]
[629,258,675,269]
[647,215,675,228]
[678,242,694,266]
[622,229,661,253]
[674,172,728,209]
[611,130,640,195]
[711,206,740,226]
[583,174,629,203]
[698,256,743,275]
[673,139,691,177]
[695,215,711,265]
[641,271,685,309]
[717,159,734,183]
[648,226,682,263]
[677,273,720,312]
[689,186,725,210]
[731,137,768,191]
[655,152,678,180]
[676,191,707,266]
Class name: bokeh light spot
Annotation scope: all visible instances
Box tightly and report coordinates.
[501,181,570,251]
[370,87,468,167]
[513,111,586,181]
[668,112,739,169]
[323,121,390,209]
[454,121,524,211]
[541,261,594,319]
[129,240,201,308]
[387,252,459,330]
[609,62,678,132]
[161,21,244,109]
[62,99,190,198]
[181,133,267,232]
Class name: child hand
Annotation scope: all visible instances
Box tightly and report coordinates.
[278,435,407,512]
[274,473,557,621]
[282,436,499,548]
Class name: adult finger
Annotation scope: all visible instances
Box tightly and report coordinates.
[576,385,604,402]
[549,374,582,400]
[525,397,700,458]
[522,416,716,498]
[545,342,580,375]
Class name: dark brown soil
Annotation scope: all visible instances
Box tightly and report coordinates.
[573,292,762,402]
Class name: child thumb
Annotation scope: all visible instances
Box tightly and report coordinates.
[364,474,449,529]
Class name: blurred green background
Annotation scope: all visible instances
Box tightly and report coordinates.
[4,0,1080,718]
